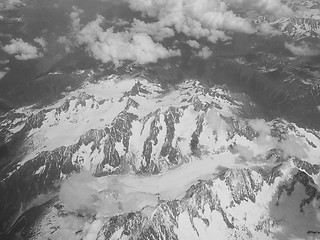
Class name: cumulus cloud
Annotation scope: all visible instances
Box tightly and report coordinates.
[56,7,84,53]
[186,40,200,49]
[197,46,212,59]
[126,0,256,43]
[70,6,84,33]
[284,42,320,57]
[34,37,47,49]
[75,15,180,66]
[59,171,158,217]
[65,0,291,64]
[125,0,294,42]
[2,38,43,60]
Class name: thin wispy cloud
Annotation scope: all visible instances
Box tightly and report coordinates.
[59,171,158,216]
[224,0,293,18]
[285,42,320,57]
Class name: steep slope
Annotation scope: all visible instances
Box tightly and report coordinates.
[20,159,320,240]
[1,74,320,239]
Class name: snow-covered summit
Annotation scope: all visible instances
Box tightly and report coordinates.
[1,73,320,239]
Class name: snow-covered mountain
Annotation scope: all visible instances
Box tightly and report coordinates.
[251,0,320,42]
[2,0,320,239]
[1,73,320,239]
[31,161,320,240]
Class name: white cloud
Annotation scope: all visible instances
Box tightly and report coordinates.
[186,40,200,49]
[65,0,289,64]
[284,42,320,57]
[70,6,84,32]
[234,144,254,160]
[59,171,158,217]
[76,15,180,66]
[57,36,73,53]
[126,0,256,43]
[125,0,294,42]
[2,38,43,60]
[131,19,175,41]
[0,71,8,80]
[257,22,282,36]
[225,0,293,18]
[55,7,84,53]
[0,60,9,65]
[34,37,47,49]
[59,171,102,215]
[279,134,309,159]
[248,119,271,136]
[247,119,277,155]
[247,119,311,160]
[205,109,227,132]
[197,46,212,59]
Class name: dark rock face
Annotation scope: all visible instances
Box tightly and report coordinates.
[0,146,80,232]
[161,107,181,163]
[0,75,320,237]
[222,169,264,204]
[7,161,317,240]
[88,165,319,240]
[281,17,320,40]
[2,0,320,238]
[202,56,320,129]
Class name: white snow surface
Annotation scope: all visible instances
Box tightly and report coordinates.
[12,76,320,170]
[96,152,239,200]
[32,157,320,240]
[5,75,320,240]
[174,163,320,240]
[17,77,239,165]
